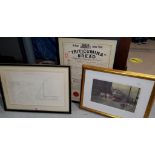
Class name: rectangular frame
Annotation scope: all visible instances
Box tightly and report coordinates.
[0,64,71,113]
[80,65,155,118]
[58,37,117,102]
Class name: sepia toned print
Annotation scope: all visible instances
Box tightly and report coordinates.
[91,79,141,113]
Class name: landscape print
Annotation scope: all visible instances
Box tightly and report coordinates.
[91,79,141,113]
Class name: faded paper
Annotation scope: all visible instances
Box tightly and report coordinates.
[4,71,65,106]
[59,38,117,101]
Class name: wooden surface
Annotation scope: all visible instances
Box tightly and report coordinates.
[114,37,131,70]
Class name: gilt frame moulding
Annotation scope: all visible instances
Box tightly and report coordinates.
[80,65,155,118]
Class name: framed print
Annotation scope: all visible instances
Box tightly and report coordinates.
[58,38,117,102]
[80,65,155,118]
[0,64,71,113]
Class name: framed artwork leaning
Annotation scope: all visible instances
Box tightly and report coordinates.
[80,65,155,118]
[58,38,117,102]
[0,64,71,113]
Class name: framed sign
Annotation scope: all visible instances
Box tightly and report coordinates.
[80,65,155,118]
[0,64,71,113]
[58,38,117,102]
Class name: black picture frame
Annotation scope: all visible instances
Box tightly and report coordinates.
[0,64,71,114]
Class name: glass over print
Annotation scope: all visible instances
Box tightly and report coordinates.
[91,79,140,113]
[80,65,155,118]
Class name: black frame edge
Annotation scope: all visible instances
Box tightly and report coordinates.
[0,64,71,114]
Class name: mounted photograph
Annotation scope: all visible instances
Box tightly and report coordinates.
[80,65,155,118]
[91,79,140,113]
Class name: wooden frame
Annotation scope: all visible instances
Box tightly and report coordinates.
[80,65,155,118]
[0,64,71,113]
[113,37,131,70]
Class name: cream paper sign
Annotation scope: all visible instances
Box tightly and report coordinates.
[59,38,117,101]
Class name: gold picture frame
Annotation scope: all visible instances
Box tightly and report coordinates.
[80,65,155,118]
